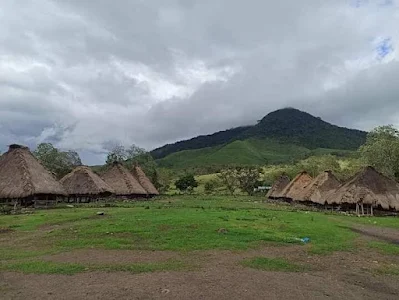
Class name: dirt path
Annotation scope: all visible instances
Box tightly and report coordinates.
[2,266,398,300]
[351,226,399,244]
[2,245,399,300]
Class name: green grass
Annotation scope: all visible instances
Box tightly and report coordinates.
[241,257,306,272]
[375,265,399,276]
[1,195,398,269]
[0,260,187,275]
[156,138,355,169]
[156,138,310,169]
[368,241,399,255]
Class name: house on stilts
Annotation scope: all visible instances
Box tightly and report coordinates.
[280,171,313,202]
[60,166,114,203]
[0,144,66,208]
[296,170,341,205]
[101,162,147,199]
[325,166,399,215]
[266,174,290,199]
[131,165,159,197]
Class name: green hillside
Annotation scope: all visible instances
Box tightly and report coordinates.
[151,108,366,161]
[156,138,354,170]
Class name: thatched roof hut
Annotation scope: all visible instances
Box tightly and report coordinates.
[60,166,114,197]
[267,174,290,199]
[0,144,66,199]
[132,165,159,196]
[326,166,399,211]
[280,171,313,200]
[101,162,147,197]
[297,171,340,204]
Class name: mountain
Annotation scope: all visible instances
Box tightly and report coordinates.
[238,108,366,149]
[151,108,367,169]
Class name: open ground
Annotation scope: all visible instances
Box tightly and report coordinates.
[1,196,399,300]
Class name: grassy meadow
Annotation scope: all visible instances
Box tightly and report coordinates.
[1,195,399,275]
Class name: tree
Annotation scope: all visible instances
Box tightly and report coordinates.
[126,144,160,188]
[218,168,239,195]
[63,150,82,167]
[105,145,127,164]
[34,143,82,179]
[297,155,340,177]
[359,125,399,179]
[175,174,198,193]
[156,168,174,193]
[235,167,263,195]
[204,178,221,194]
[105,143,162,188]
[336,158,363,181]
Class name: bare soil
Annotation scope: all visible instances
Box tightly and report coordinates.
[2,244,399,300]
[352,225,399,244]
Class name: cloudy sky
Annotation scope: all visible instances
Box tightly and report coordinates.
[1,0,398,164]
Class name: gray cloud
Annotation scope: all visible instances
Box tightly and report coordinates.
[1,0,399,164]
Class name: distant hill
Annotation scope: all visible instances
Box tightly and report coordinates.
[238,108,366,150]
[151,108,367,169]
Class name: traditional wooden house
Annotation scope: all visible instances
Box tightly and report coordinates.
[280,171,313,201]
[60,166,114,203]
[101,162,147,198]
[0,144,66,208]
[326,166,399,215]
[297,171,340,205]
[132,165,159,197]
[266,174,290,199]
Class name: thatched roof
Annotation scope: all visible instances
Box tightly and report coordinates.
[280,171,313,200]
[0,144,66,198]
[60,166,114,196]
[132,165,159,195]
[101,162,147,196]
[297,171,341,204]
[326,166,399,210]
[267,174,290,199]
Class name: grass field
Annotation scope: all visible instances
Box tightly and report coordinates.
[2,195,399,299]
[1,195,399,276]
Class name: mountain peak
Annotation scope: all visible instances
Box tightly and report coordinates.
[259,108,324,124]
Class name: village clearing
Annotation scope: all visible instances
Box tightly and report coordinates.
[1,196,399,300]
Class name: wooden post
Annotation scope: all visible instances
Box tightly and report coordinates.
[371,205,374,216]
[355,204,359,215]
[361,204,364,216]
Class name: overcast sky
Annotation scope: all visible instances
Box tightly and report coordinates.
[1,0,398,164]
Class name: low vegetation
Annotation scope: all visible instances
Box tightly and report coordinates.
[241,257,306,272]
[0,260,187,275]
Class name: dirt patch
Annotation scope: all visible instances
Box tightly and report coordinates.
[43,243,399,273]
[158,224,172,232]
[351,226,399,244]
[2,245,399,299]
[43,249,181,264]
[38,224,62,232]
[2,266,399,300]
[0,227,14,234]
